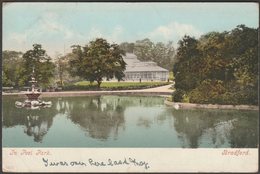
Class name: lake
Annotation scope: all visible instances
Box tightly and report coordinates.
[2,95,258,148]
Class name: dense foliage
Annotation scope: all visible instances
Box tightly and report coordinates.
[2,44,55,88]
[69,38,126,88]
[120,38,175,70]
[173,25,258,105]
[2,51,24,87]
[22,44,56,88]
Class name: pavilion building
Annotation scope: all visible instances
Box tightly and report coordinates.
[122,53,169,81]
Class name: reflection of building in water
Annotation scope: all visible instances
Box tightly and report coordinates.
[3,95,259,147]
[54,96,164,140]
[55,96,126,140]
[24,115,52,143]
[101,95,164,107]
[55,96,164,115]
[56,99,71,114]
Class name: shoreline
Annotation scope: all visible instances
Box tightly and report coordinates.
[3,90,258,110]
[2,90,173,97]
[164,100,259,111]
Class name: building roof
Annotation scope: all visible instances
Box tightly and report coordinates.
[123,53,169,72]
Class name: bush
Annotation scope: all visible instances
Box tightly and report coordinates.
[187,79,258,105]
[189,80,226,104]
[230,87,258,105]
[172,89,185,102]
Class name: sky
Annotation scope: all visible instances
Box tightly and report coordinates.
[3,2,259,57]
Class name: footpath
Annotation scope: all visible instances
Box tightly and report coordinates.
[2,84,174,97]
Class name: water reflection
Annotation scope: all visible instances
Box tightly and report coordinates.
[24,115,51,142]
[2,95,258,147]
[2,97,55,143]
[67,96,126,140]
[54,96,164,140]
[229,116,258,148]
[170,109,258,148]
[137,117,153,128]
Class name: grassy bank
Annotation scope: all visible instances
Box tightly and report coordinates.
[63,81,171,91]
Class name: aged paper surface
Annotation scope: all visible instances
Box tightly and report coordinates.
[2,2,259,173]
[3,148,258,172]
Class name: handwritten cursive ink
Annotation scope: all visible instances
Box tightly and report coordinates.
[70,161,87,166]
[107,158,130,166]
[88,158,106,166]
[42,158,48,167]
[42,158,68,167]
[129,157,150,169]
[42,157,150,170]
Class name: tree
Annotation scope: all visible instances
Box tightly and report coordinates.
[2,50,24,87]
[172,25,258,105]
[69,38,126,88]
[120,39,175,70]
[151,41,175,70]
[173,35,201,93]
[2,71,11,87]
[110,43,127,82]
[21,44,55,88]
[227,25,258,88]
[134,38,154,61]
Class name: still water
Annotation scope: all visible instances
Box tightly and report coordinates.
[2,95,258,148]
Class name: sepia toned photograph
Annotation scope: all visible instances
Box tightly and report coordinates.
[2,2,259,173]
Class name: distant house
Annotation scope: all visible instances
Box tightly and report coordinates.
[123,53,169,81]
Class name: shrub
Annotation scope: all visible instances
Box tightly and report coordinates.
[172,89,185,102]
[189,80,226,104]
[187,79,258,105]
[62,81,171,91]
[62,84,99,91]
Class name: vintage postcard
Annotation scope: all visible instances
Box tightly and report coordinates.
[2,2,259,173]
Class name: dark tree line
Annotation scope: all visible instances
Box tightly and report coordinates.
[3,39,126,89]
[173,25,258,105]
